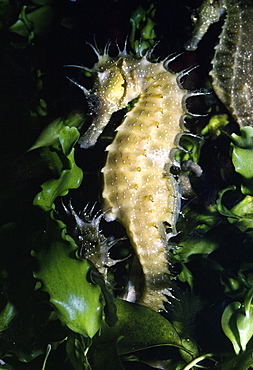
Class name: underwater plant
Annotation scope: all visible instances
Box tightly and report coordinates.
[1,0,253,369]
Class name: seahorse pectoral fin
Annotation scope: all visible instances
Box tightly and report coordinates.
[103,210,117,222]
[101,198,118,222]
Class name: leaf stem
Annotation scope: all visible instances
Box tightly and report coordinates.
[182,353,216,370]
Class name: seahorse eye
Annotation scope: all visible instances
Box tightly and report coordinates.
[191,9,199,24]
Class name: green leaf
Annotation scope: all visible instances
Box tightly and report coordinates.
[129,4,156,55]
[90,268,118,327]
[244,285,253,320]
[180,338,199,363]
[221,349,253,370]
[174,234,220,263]
[13,349,45,363]
[32,215,103,338]
[221,301,242,354]
[229,196,253,232]
[236,307,253,353]
[221,274,248,301]
[59,126,79,156]
[29,112,84,151]
[231,127,253,195]
[175,134,203,164]
[98,299,182,354]
[90,339,124,370]
[232,127,253,149]
[216,186,238,219]
[221,300,253,354]
[89,299,198,368]
[9,5,54,38]
[33,126,83,211]
[177,264,194,290]
[217,187,253,232]
[0,302,17,332]
[201,114,229,139]
[0,360,14,370]
[221,267,253,354]
[66,332,92,370]
[173,205,222,264]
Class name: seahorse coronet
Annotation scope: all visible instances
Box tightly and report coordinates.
[71,43,198,311]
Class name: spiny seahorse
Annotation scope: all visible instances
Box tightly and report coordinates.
[70,44,196,311]
[185,0,253,128]
[62,202,124,282]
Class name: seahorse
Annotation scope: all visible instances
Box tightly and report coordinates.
[185,0,253,128]
[70,44,194,311]
[62,202,124,282]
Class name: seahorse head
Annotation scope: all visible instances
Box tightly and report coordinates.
[184,0,226,51]
[89,57,126,112]
[75,45,142,148]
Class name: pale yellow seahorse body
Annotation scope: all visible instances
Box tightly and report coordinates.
[79,51,186,311]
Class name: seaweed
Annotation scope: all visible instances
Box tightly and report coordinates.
[1,0,253,369]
